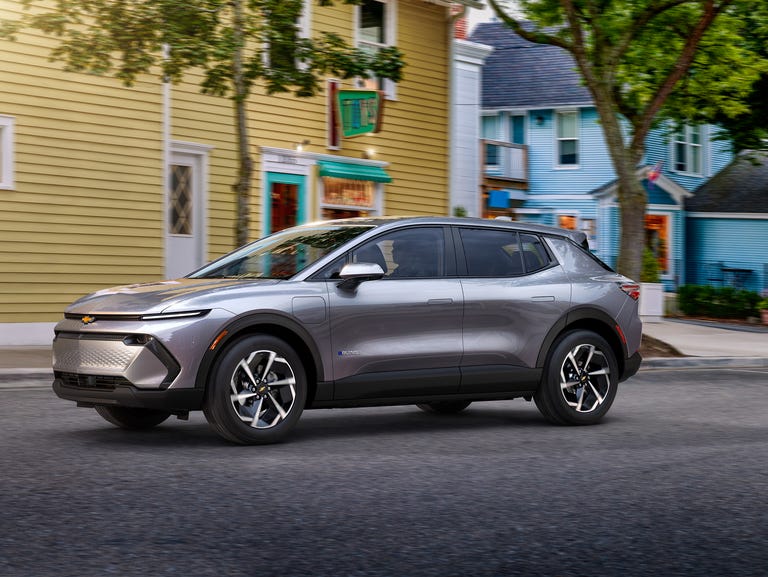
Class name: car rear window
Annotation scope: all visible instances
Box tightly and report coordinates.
[458,228,555,277]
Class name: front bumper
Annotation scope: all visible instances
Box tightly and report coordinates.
[52,377,204,412]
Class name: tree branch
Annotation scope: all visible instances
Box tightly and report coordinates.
[487,0,572,51]
[608,0,703,67]
[631,0,734,149]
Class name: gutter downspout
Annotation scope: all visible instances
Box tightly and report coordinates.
[448,3,470,217]
[162,44,171,279]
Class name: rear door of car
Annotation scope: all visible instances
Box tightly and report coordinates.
[455,226,572,393]
[327,226,464,400]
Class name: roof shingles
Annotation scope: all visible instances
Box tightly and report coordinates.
[469,22,593,109]
[687,151,768,213]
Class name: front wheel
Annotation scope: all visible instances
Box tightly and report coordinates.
[535,330,618,425]
[203,335,307,445]
[94,406,171,430]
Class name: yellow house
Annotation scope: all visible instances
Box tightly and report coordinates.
[0,0,478,345]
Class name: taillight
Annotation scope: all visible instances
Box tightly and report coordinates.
[619,282,640,301]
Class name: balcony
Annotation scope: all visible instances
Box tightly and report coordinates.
[482,139,528,183]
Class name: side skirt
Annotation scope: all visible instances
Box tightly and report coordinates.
[308,390,537,409]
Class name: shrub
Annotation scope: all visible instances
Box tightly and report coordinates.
[677,285,761,319]
[640,247,660,283]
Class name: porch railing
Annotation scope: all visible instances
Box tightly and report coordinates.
[685,260,767,293]
[482,139,528,182]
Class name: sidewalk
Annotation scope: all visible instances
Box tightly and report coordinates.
[0,319,765,383]
[641,318,768,370]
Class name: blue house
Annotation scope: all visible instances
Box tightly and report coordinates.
[469,22,734,289]
[684,151,768,293]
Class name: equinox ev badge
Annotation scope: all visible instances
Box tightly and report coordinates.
[81,315,96,325]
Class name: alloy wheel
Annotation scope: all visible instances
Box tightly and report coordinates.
[558,343,611,413]
[229,349,297,429]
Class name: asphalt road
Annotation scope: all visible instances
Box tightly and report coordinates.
[1,368,766,577]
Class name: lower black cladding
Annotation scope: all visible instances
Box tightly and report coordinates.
[52,378,204,412]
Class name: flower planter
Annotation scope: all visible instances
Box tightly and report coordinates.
[639,282,664,323]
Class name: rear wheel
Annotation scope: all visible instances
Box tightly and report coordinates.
[94,406,171,430]
[417,400,472,414]
[203,335,307,444]
[535,330,618,425]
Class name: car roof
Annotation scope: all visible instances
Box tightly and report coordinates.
[311,216,588,247]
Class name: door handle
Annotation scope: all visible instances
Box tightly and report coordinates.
[427,298,454,305]
[531,295,555,302]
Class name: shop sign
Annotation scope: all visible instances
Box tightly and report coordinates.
[336,90,384,137]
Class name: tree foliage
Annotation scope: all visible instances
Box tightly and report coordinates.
[488,0,767,279]
[5,0,404,247]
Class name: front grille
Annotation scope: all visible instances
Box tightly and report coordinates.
[55,371,132,391]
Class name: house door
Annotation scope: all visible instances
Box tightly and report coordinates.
[166,148,207,278]
[265,172,306,234]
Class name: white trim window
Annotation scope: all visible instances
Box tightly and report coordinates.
[298,0,312,39]
[555,110,579,168]
[673,125,703,176]
[0,115,15,190]
[356,0,397,99]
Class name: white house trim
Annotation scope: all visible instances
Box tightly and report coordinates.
[687,212,768,220]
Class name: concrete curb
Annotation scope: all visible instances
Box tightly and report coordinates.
[640,357,768,370]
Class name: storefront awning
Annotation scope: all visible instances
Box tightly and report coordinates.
[318,161,392,183]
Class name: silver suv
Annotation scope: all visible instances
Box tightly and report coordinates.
[53,217,642,444]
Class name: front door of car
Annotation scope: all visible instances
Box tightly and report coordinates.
[327,227,463,400]
[455,227,571,393]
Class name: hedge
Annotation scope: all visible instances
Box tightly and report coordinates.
[677,285,762,319]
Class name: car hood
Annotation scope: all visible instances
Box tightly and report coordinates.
[66,278,281,315]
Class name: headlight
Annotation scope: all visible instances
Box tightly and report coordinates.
[140,310,210,321]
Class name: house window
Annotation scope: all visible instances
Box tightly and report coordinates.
[357,0,396,98]
[557,214,578,230]
[645,214,669,275]
[556,110,579,167]
[0,115,15,190]
[482,115,499,166]
[510,115,525,145]
[673,126,702,175]
[321,177,376,220]
[169,164,193,235]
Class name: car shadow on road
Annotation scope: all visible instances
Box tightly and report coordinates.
[57,401,555,448]
[291,403,549,444]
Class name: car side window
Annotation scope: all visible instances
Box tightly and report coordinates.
[459,228,524,277]
[352,227,445,279]
[520,233,552,273]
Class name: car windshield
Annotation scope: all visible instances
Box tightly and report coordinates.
[189,225,374,280]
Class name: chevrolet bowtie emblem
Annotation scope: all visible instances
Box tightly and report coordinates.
[81,315,96,325]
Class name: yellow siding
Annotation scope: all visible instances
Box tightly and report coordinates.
[172,0,451,260]
[1,0,452,324]
[0,2,164,323]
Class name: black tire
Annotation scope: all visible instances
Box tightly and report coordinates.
[417,400,472,414]
[534,330,618,425]
[94,406,171,430]
[203,335,307,445]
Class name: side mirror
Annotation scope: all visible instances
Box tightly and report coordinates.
[337,262,385,291]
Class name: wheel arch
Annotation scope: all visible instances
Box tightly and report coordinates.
[194,312,324,407]
[536,307,628,379]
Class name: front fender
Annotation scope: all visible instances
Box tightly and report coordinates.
[193,311,326,391]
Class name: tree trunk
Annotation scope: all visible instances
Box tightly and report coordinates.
[232,0,253,248]
[591,91,646,280]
